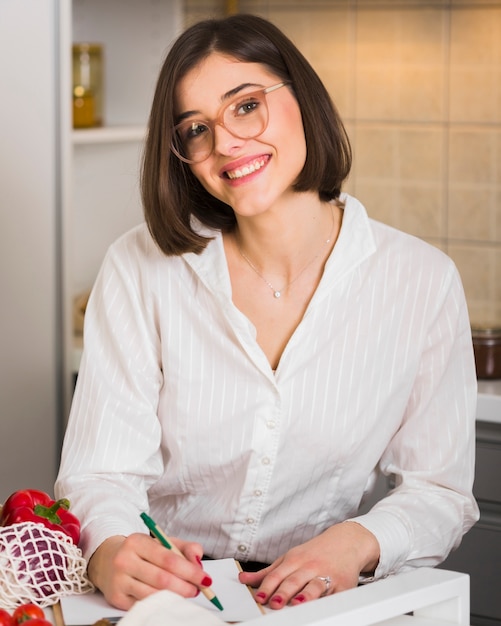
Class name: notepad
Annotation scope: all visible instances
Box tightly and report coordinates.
[59,558,265,624]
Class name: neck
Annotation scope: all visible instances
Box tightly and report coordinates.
[234,201,339,279]
[232,200,341,299]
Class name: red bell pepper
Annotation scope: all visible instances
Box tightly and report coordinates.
[0,489,80,544]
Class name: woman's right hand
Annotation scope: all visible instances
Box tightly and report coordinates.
[87,534,212,610]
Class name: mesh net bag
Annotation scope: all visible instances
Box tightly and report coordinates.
[0,521,94,609]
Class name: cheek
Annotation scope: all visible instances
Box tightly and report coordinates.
[189,162,212,186]
[278,105,307,170]
[276,101,306,147]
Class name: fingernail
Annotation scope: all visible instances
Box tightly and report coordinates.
[294,594,306,603]
[271,595,283,604]
[201,576,213,587]
[196,555,203,567]
[256,592,267,601]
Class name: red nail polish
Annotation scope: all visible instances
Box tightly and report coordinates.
[256,592,267,600]
[271,595,283,604]
[201,576,213,587]
[294,594,306,603]
[196,555,203,567]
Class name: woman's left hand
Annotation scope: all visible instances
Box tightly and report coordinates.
[238,521,380,609]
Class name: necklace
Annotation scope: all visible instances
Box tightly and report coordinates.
[237,206,336,299]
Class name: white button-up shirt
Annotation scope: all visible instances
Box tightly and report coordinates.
[56,194,479,579]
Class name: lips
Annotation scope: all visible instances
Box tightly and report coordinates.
[223,155,269,180]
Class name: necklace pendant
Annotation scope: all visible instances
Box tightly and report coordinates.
[274,291,281,298]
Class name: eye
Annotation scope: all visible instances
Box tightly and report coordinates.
[182,121,210,142]
[232,96,261,117]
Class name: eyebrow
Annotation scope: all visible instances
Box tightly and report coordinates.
[176,82,264,123]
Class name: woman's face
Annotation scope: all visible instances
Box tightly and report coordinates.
[175,53,307,218]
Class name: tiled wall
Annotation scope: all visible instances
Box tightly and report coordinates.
[185,0,501,329]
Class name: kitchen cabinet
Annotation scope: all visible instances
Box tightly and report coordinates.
[0,0,182,501]
[59,0,183,413]
[439,388,501,626]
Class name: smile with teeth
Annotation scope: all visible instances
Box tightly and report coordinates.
[225,157,267,180]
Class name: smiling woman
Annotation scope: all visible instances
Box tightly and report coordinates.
[55,13,478,615]
[140,15,351,256]
[174,54,308,227]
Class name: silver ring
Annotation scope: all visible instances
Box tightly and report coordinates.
[316,575,332,596]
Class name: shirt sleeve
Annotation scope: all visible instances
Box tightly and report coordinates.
[348,261,479,579]
[55,235,163,561]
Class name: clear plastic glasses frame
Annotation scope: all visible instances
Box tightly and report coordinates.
[170,82,288,164]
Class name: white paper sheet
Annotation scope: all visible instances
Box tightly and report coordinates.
[59,558,264,624]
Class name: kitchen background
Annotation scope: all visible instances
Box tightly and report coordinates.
[187,0,501,330]
[1,1,500,623]
[1,0,500,512]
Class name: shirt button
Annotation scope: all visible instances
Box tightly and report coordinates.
[253,489,262,497]
[238,544,247,553]
[261,457,270,465]
[246,518,255,525]
[266,420,276,429]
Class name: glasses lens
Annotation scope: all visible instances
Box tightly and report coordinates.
[171,88,272,164]
[172,120,213,163]
[223,90,268,140]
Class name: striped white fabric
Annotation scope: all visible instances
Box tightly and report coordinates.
[56,194,479,579]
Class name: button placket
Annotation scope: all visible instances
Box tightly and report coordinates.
[234,395,281,558]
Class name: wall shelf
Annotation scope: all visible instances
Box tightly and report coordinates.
[59,0,183,415]
[72,125,146,145]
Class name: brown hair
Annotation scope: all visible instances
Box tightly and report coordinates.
[141,13,351,256]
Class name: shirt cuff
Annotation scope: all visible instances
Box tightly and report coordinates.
[346,509,412,580]
[80,515,147,563]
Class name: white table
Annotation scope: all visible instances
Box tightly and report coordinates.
[245,568,470,626]
[45,567,469,625]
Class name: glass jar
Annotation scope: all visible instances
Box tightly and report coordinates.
[472,327,501,380]
[72,43,103,128]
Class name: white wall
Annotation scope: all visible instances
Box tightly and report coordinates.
[0,0,60,502]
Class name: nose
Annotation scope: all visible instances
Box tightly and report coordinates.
[212,122,245,156]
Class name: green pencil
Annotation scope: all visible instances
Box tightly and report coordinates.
[140,511,224,611]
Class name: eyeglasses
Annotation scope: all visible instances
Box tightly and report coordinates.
[170,82,289,164]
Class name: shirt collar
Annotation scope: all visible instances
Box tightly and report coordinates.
[182,220,232,302]
[182,194,377,301]
[323,193,377,282]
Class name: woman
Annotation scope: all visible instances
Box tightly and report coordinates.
[55,13,479,611]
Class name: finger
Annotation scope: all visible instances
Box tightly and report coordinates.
[143,536,208,587]
[289,577,331,606]
[174,538,204,565]
[121,537,203,598]
[100,567,159,610]
[238,563,274,588]
[252,567,315,609]
[136,554,202,598]
[115,577,165,608]
[102,589,136,611]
